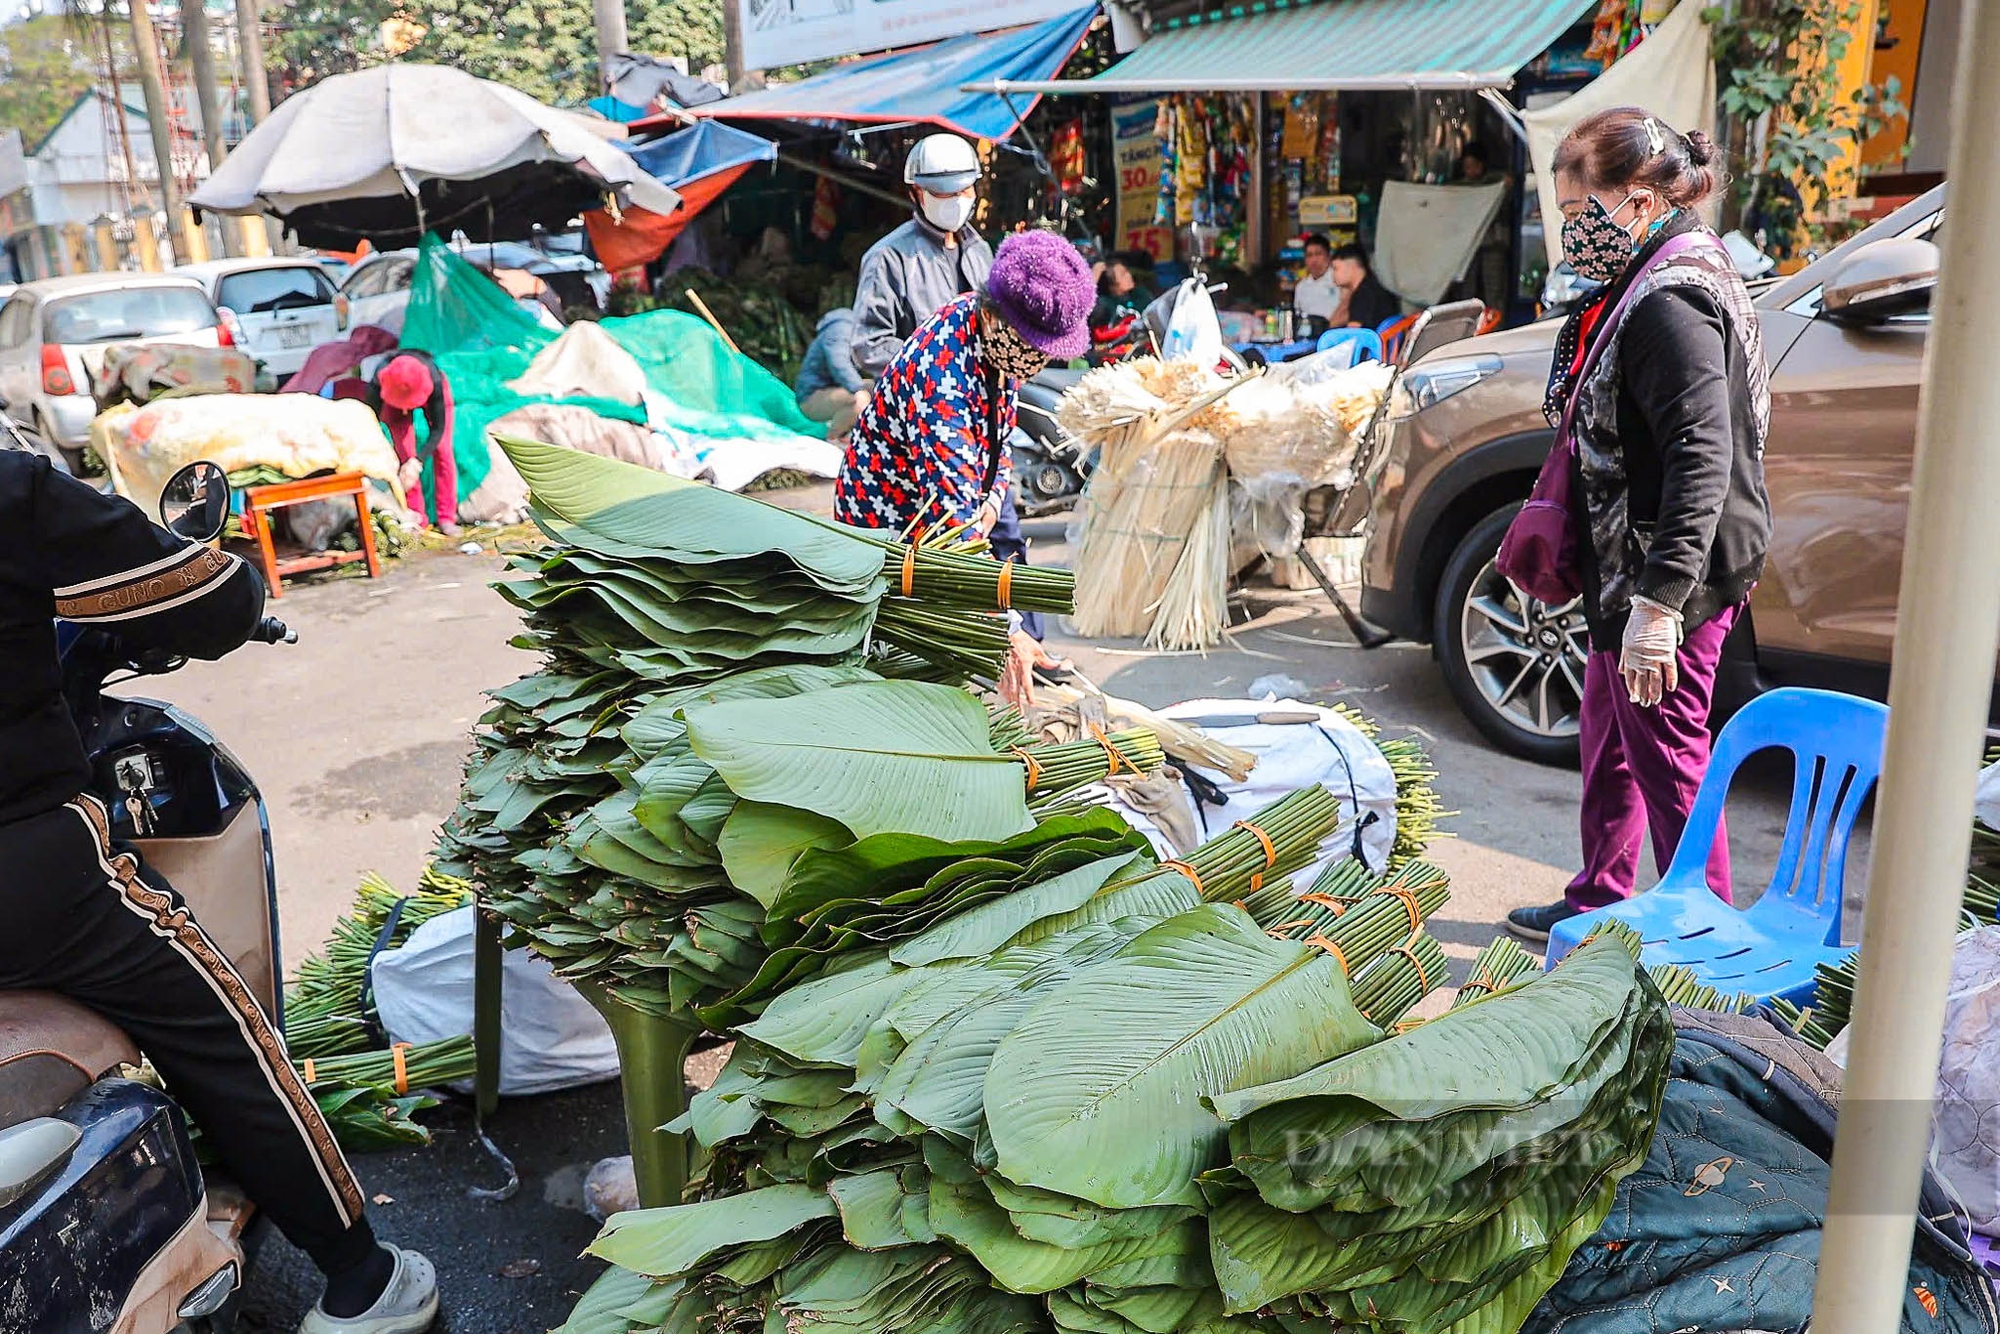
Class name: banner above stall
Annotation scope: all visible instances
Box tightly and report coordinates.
[738,0,1088,71]
[693,6,1098,143]
[965,0,1596,93]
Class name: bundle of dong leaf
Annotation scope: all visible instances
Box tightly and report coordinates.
[440,439,1155,1022]
[567,875,1672,1334]
[272,867,476,1149]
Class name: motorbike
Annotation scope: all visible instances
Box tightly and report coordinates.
[1011,370,1091,518]
[0,459,295,1333]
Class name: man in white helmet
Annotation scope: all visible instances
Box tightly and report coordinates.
[849,132,995,381]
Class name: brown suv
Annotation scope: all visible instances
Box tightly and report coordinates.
[1338,187,1948,764]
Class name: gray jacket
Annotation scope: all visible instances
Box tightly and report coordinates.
[850,216,994,380]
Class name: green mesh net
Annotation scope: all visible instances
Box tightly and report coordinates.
[396,234,819,509]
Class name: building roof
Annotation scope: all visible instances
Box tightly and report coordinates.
[27,88,151,159]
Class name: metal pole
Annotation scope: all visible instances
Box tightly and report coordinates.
[594,0,629,96]
[128,0,190,265]
[1812,0,2000,1327]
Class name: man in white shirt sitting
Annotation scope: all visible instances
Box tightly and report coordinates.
[1291,233,1344,327]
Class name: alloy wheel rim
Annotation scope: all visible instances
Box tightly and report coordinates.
[1459,560,1589,739]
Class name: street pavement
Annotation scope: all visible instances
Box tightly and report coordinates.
[138,498,1833,1331]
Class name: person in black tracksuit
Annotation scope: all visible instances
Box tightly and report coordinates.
[0,451,437,1333]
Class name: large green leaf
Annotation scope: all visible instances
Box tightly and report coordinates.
[588,1184,836,1278]
[554,1267,666,1334]
[1208,935,1642,1128]
[501,437,886,591]
[890,852,1145,967]
[720,800,854,907]
[739,952,967,1068]
[687,681,1032,844]
[984,904,1381,1209]
[927,1176,1205,1295]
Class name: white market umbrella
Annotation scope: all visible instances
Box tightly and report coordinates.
[190,63,680,248]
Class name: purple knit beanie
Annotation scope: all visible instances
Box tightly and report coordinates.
[985,230,1095,359]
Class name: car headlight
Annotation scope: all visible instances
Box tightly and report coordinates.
[1389,354,1507,421]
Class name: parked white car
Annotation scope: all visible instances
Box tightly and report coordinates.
[177,257,350,377]
[0,273,225,468]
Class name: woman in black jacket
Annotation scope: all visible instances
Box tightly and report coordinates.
[1508,108,1773,943]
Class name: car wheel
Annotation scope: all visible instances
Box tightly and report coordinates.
[1434,506,1588,767]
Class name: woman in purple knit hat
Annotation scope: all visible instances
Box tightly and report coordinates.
[834,229,1094,703]
[834,228,1093,541]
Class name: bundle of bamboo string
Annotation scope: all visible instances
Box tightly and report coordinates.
[1059,358,1253,646]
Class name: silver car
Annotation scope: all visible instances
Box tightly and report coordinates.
[177,257,351,378]
[0,273,224,469]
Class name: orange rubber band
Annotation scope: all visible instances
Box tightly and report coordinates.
[1299,892,1349,915]
[1265,918,1315,938]
[1162,859,1205,894]
[1088,723,1137,777]
[1306,933,1350,973]
[1387,886,1423,935]
[1010,745,1043,791]
[997,559,1014,610]
[901,545,916,598]
[1390,944,1432,995]
[1233,820,1279,869]
[391,1042,411,1095]
[303,1058,317,1083]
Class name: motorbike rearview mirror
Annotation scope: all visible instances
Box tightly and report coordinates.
[1823,236,1939,325]
[159,460,230,543]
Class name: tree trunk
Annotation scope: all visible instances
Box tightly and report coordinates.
[235,0,271,122]
[97,11,150,215]
[128,0,189,265]
[594,0,629,95]
[183,0,236,256]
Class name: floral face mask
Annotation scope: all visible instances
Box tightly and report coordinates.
[1561,190,1649,283]
[982,315,1050,380]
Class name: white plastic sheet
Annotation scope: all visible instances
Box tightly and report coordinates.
[369,905,619,1097]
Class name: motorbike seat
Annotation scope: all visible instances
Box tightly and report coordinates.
[0,991,140,1126]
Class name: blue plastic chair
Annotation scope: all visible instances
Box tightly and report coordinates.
[1313,327,1383,366]
[1545,687,1889,1005]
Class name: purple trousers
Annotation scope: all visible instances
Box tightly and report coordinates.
[1566,604,1739,911]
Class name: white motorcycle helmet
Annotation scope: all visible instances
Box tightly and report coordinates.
[904,133,983,196]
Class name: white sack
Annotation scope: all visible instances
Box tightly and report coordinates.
[1977,756,2000,832]
[508,321,650,405]
[1156,697,1399,881]
[370,905,619,1097]
[1928,926,2000,1237]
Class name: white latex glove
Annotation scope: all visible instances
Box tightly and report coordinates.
[397,456,423,492]
[1620,596,1684,708]
[972,496,1001,538]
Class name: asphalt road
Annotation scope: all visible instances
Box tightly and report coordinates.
[136,498,1829,1332]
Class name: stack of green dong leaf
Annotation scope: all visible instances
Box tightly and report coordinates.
[440,441,1157,1021]
[565,871,1671,1334]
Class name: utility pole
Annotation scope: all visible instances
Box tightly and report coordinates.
[183,0,235,255]
[722,0,745,91]
[234,0,269,122]
[594,0,628,95]
[128,0,190,264]
[95,11,150,214]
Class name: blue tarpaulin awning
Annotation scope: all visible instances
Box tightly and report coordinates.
[622,119,777,188]
[965,0,1597,93]
[683,6,1098,142]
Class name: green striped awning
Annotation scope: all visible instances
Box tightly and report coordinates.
[968,0,1598,93]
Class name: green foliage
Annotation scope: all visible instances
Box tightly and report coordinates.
[0,15,101,146]
[269,0,724,107]
[1703,0,1906,256]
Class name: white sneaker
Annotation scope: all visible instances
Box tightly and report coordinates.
[299,1246,439,1334]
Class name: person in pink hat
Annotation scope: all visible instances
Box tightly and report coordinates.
[371,351,460,536]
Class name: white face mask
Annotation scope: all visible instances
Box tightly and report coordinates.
[920,191,974,234]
